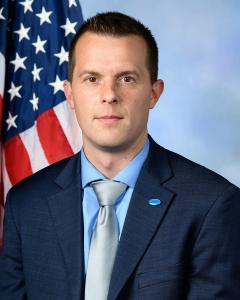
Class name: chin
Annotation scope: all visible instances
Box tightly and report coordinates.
[94,137,130,152]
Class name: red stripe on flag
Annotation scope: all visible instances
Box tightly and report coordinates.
[5,135,33,185]
[37,109,74,164]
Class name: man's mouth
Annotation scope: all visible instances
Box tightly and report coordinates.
[95,115,123,124]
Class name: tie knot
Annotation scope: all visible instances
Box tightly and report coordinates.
[91,180,127,206]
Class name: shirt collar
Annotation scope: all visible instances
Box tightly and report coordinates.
[81,138,149,189]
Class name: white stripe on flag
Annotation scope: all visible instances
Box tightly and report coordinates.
[0,52,5,95]
[20,124,49,173]
[2,150,12,200]
[53,100,82,153]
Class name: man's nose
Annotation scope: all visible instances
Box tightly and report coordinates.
[101,81,118,104]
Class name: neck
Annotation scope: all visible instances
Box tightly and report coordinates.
[83,133,147,179]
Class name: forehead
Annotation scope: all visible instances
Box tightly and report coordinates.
[73,32,148,69]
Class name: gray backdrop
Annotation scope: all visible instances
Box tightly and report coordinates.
[79,0,240,187]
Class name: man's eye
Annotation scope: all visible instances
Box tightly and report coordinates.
[88,77,97,82]
[123,76,134,82]
[124,76,131,82]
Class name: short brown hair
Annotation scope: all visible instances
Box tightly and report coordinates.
[68,12,158,83]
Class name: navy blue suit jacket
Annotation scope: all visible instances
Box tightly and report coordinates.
[1,137,240,299]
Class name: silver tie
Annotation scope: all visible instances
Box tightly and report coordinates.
[85,180,127,300]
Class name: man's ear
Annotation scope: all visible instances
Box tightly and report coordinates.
[64,80,74,109]
[149,79,164,109]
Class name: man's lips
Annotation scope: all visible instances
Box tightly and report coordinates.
[95,115,123,124]
[97,115,122,119]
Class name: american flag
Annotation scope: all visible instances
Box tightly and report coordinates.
[0,0,83,249]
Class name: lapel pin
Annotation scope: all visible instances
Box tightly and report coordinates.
[148,199,161,206]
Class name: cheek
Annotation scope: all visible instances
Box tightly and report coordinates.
[73,100,91,127]
[72,87,98,110]
[127,101,149,126]
[72,89,90,110]
[76,104,90,118]
[128,92,152,114]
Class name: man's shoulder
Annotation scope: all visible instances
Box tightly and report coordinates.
[149,137,237,193]
[167,148,230,186]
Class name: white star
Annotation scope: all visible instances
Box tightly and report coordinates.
[68,0,77,8]
[6,112,18,131]
[10,53,27,72]
[54,46,69,65]
[0,7,6,20]
[49,75,64,94]
[8,82,22,101]
[14,23,30,42]
[32,35,47,54]
[32,64,43,82]
[36,7,52,25]
[60,18,77,37]
[20,0,34,14]
[29,92,39,111]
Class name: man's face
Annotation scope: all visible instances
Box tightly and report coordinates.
[64,32,163,153]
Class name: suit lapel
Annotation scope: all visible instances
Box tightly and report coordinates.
[108,138,175,300]
[47,154,85,299]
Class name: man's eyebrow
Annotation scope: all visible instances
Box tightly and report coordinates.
[115,70,140,78]
[78,70,101,77]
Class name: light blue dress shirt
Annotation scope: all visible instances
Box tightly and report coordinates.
[81,139,149,271]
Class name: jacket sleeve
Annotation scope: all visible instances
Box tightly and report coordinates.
[0,190,28,300]
[187,184,240,299]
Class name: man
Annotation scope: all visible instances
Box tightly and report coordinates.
[0,12,240,300]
